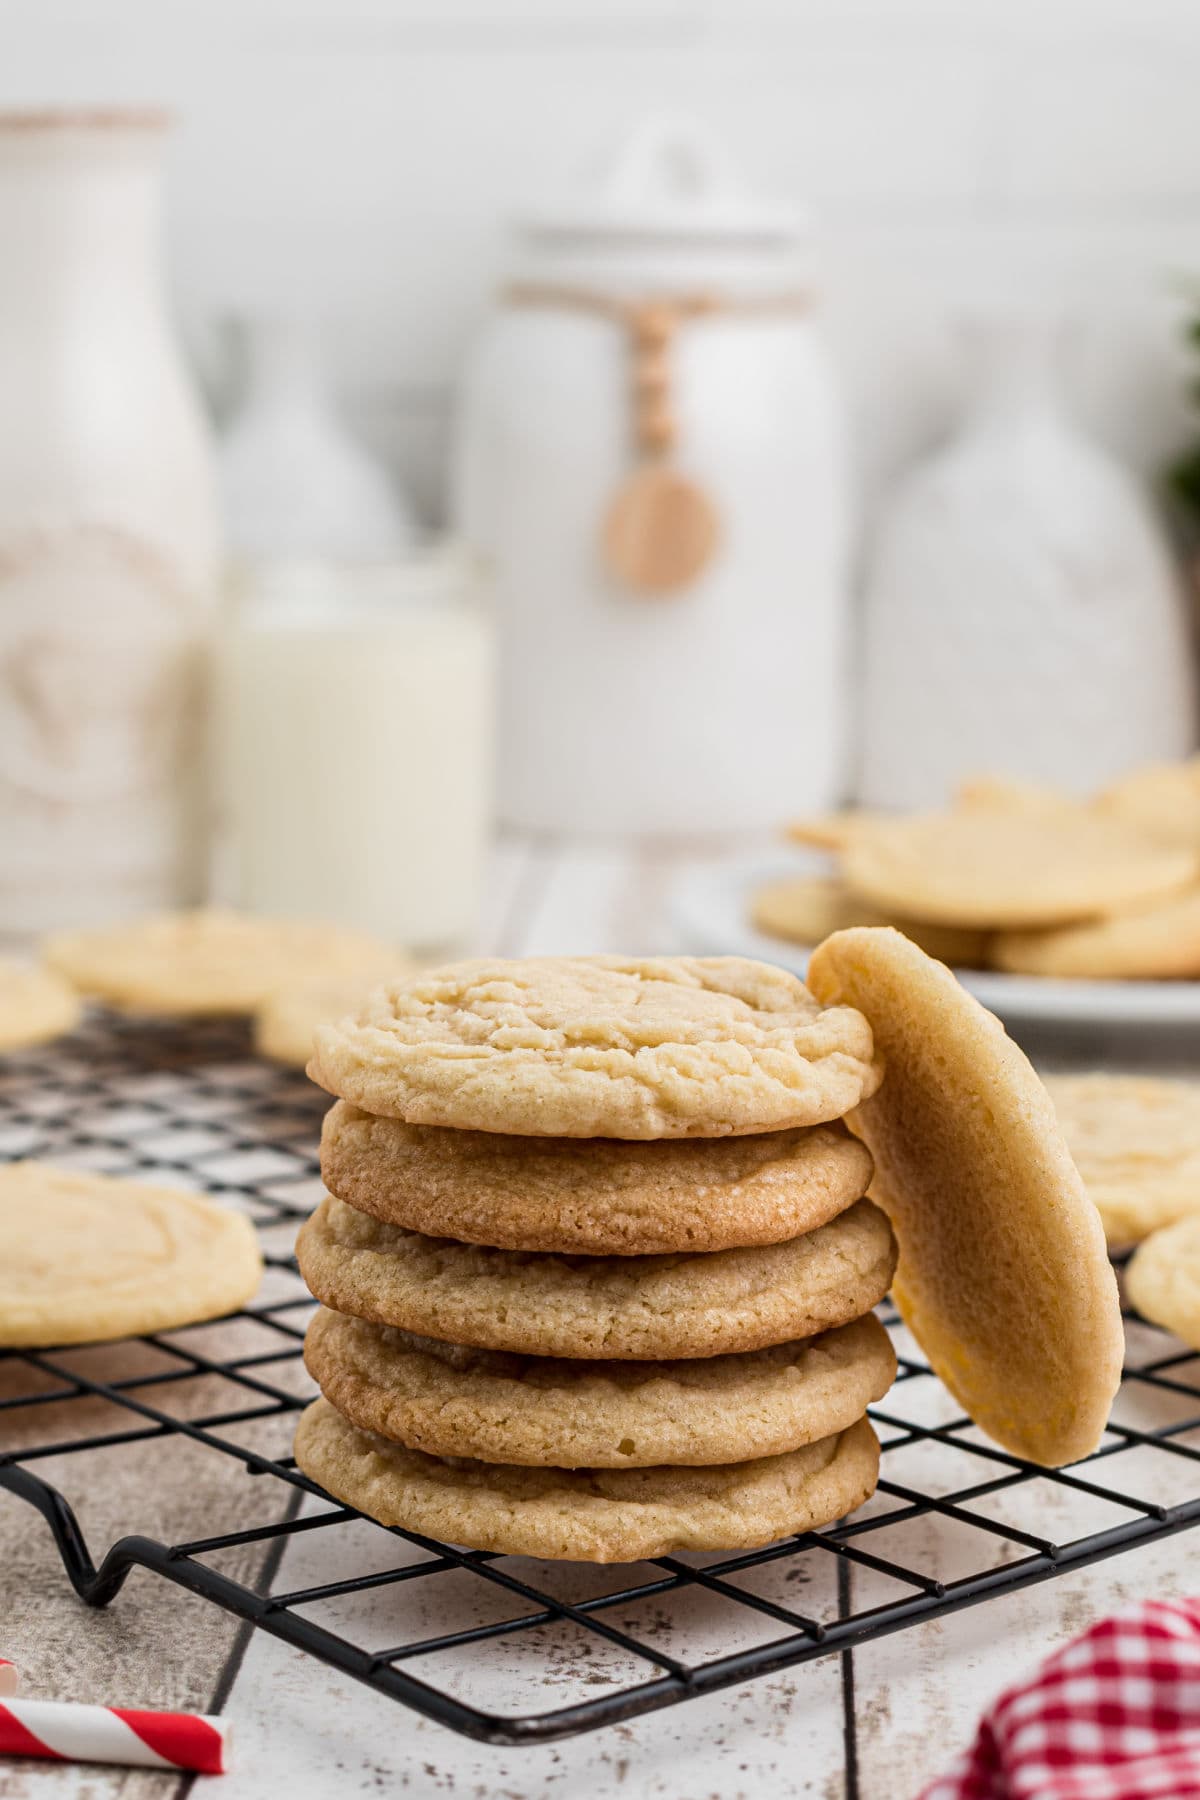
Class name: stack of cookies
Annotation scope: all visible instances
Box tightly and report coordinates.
[292,955,900,1562]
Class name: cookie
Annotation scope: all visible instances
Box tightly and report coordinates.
[1126,1214,1200,1346]
[1045,1073,1200,1248]
[320,1102,873,1255]
[952,774,1072,817]
[44,909,392,1017]
[751,875,989,968]
[293,1398,880,1561]
[304,1308,896,1468]
[0,1162,262,1346]
[307,956,882,1138]
[993,888,1200,980]
[295,1194,897,1360]
[1096,758,1200,848]
[255,965,414,1067]
[0,959,82,1051]
[840,812,1195,931]
[807,928,1123,1466]
[785,812,890,853]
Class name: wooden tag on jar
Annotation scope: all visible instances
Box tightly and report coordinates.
[602,465,719,596]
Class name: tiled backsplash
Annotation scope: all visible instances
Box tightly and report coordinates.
[4,0,1200,529]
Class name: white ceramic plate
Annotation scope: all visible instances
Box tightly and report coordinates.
[670,851,1200,1028]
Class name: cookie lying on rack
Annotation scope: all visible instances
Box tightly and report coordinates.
[1045,1073,1200,1248]
[44,909,392,1017]
[0,1162,262,1346]
[0,958,81,1052]
[293,944,1124,1560]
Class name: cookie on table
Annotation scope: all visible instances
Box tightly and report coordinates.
[1047,1073,1200,1249]
[751,874,989,968]
[840,811,1195,931]
[0,959,81,1052]
[44,909,392,1017]
[993,887,1200,980]
[304,1308,896,1469]
[307,955,883,1138]
[296,1194,896,1361]
[1126,1215,1200,1346]
[321,1101,873,1255]
[255,964,414,1067]
[1096,758,1200,849]
[807,927,1123,1466]
[293,1398,880,1562]
[0,1162,262,1346]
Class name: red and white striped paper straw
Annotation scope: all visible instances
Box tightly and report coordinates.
[0,1661,16,1697]
[0,1698,229,1774]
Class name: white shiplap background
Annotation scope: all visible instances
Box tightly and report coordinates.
[3,0,1200,531]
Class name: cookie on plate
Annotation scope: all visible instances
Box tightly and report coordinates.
[296,1194,897,1360]
[0,1162,262,1346]
[1096,758,1200,849]
[0,958,82,1052]
[307,955,882,1139]
[751,874,989,968]
[1126,1214,1200,1347]
[304,1307,896,1468]
[294,1397,880,1562]
[807,927,1123,1466]
[993,887,1200,980]
[1046,1073,1200,1248]
[840,812,1195,931]
[321,1101,873,1255]
[255,965,414,1067]
[44,909,392,1018]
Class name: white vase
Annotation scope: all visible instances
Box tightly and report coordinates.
[0,111,220,935]
[857,315,1196,809]
[220,315,416,561]
[452,117,851,836]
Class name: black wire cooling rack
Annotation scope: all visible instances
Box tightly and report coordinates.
[3,1013,1200,1750]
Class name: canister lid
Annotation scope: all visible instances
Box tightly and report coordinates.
[514,115,809,252]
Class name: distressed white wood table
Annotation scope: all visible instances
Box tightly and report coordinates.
[4,834,1200,1800]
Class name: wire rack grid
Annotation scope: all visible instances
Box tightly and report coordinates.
[1,1012,1199,1751]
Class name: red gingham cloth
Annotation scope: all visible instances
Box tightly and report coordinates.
[920,1599,1200,1800]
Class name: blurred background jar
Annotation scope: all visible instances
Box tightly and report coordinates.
[857,311,1196,808]
[0,110,219,938]
[453,117,851,837]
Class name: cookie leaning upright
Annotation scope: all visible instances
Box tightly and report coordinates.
[306,956,883,1137]
[807,927,1124,1467]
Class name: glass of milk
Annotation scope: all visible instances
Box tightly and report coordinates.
[217,548,494,951]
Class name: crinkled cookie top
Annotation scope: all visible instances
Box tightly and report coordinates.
[308,955,881,1138]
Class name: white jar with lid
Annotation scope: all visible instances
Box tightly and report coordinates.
[452,118,850,836]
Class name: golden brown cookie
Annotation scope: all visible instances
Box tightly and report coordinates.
[295,1194,897,1360]
[320,1102,873,1255]
[293,1398,880,1561]
[784,811,890,852]
[807,927,1124,1466]
[751,875,989,968]
[45,909,393,1017]
[1096,758,1200,849]
[1126,1214,1200,1346]
[0,1162,262,1346]
[1046,1073,1200,1248]
[840,812,1195,931]
[255,965,415,1067]
[993,888,1200,980]
[952,774,1073,817]
[0,959,82,1051]
[307,956,882,1138]
[304,1308,896,1468]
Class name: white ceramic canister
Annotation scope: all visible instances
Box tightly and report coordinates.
[452,119,850,836]
[857,314,1197,807]
[216,551,494,951]
[0,111,219,935]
